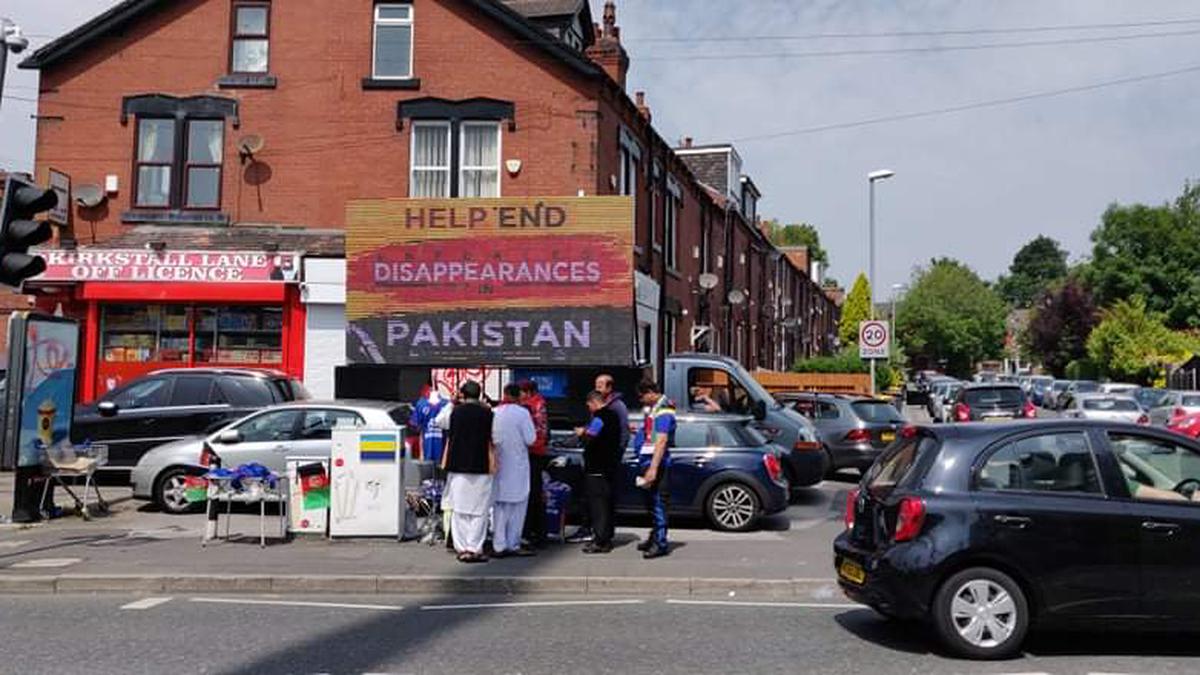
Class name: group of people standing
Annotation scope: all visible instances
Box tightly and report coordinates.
[433,374,676,563]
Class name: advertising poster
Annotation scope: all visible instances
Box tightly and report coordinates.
[329,429,402,537]
[345,197,635,366]
[16,317,80,467]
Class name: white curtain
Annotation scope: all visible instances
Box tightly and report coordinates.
[412,124,449,198]
[138,119,174,162]
[460,123,499,198]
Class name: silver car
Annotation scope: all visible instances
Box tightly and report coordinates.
[131,400,407,514]
[931,381,964,423]
[1148,390,1200,427]
[1060,394,1146,424]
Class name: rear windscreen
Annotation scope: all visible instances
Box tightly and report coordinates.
[866,435,938,495]
[852,401,905,423]
[1074,381,1100,393]
[1183,396,1200,407]
[963,388,1024,407]
[1082,398,1139,411]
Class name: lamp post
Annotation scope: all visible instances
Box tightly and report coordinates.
[1,18,30,112]
[890,283,906,333]
[867,169,895,397]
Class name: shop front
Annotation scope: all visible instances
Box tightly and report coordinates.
[29,249,306,401]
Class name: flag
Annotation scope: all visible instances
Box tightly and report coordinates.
[183,476,209,504]
[199,442,221,468]
[297,463,330,510]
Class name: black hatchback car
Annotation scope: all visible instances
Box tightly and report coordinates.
[74,368,309,470]
[834,420,1200,659]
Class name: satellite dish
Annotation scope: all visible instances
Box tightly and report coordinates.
[698,273,719,291]
[75,184,106,208]
[238,134,265,162]
[727,288,746,306]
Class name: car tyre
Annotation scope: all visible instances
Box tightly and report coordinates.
[705,481,760,532]
[155,467,201,515]
[932,567,1028,660]
[822,446,837,479]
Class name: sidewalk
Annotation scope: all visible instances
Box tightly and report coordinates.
[0,472,849,599]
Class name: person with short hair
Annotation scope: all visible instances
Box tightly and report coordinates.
[580,389,624,554]
[567,373,632,544]
[518,379,550,547]
[442,381,496,563]
[634,380,675,559]
[491,383,537,557]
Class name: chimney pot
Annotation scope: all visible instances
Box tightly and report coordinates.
[684,136,693,148]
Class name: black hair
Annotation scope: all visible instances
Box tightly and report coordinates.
[586,389,606,403]
[460,380,482,400]
[503,383,523,400]
[637,380,661,396]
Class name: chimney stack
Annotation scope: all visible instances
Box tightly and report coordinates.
[585,1,629,90]
[635,91,651,123]
[682,136,693,148]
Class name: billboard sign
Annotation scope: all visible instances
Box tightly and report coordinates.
[31,249,301,284]
[346,197,635,366]
[1,314,80,469]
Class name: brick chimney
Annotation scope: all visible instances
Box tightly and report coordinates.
[635,91,651,123]
[681,136,693,148]
[586,1,629,90]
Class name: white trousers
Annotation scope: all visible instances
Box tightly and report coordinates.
[492,499,528,553]
[451,510,489,554]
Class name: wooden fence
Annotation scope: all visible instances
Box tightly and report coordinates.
[752,370,873,396]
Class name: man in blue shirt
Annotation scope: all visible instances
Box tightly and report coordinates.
[634,380,675,559]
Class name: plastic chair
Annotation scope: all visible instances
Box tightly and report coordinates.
[40,444,110,520]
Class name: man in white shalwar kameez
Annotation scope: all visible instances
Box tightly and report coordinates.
[442,381,495,562]
[491,383,537,557]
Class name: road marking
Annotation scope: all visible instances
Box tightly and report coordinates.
[0,540,30,549]
[9,557,82,568]
[421,599,645,611]
[190,597,403,611]
[120,597,173,610]
[665,599,861,609]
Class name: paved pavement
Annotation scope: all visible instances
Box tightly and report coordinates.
[3,593,1196,674]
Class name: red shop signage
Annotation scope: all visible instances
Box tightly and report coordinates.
[32,249,301,283]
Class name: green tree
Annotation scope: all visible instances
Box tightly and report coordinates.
[1086,296,1194,384]
[1087,182,1200,328]
[765,220,829,265]
[896,258,1008,378]
[1021,276,1098,377]
[838,273,871,345]
[996,235,1068,307]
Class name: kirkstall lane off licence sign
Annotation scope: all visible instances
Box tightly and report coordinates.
[345,197,634,366]
[32,249,301,283]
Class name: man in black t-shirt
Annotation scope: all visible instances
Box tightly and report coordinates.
[442,381,495,563]
[580,390,624,554]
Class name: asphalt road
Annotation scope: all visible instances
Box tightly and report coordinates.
[3,593,1197,674]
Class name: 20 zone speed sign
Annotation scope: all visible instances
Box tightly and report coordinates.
[859,320,890,359]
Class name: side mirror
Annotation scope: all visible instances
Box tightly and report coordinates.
[98,401,119,417]
[217,429,243,445]
[753,399,768,421]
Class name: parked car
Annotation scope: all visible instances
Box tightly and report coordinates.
[76,368,311,471]
[1133,387,1170,412]
[1055,380,1100,411]
[923,378,957,419]
[1044,379,1072,409]
[930,381,964,424]
[547,413,789,532]
[835,419,1200,659]
[131,400,406,514]
[1028,376,1054,407]
[777,393,908,475]
[1059,393,1148,424]
[1167,411,1200,439]
[950,384,1036,422]
[1147,390,1200,427]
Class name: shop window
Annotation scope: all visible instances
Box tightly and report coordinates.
[134,117,224,209]
[373,3,414,79]
[230,2,270,73]
[196,306,284,365]
[101,304,282,372]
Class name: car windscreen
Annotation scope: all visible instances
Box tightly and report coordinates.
[1053,382,1070,391]
[1082,398,1139,412]
[1183,395,1200,407]
[1074,381,1100,393]
[851,401,905,424]
[865,434,937,496]
[963,387,1024,407]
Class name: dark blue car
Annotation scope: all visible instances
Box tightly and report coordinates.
[548,413,790,532]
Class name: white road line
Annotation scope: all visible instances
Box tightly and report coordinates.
[190,597,403,611]
[0,540,31,549]
[120,597,173,610]
[9,557,82,568]
[665,599,861,609]
[421,599,646,611]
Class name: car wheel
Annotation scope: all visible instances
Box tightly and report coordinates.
[155,468,200,515]
[822,446,837,478]
[706,481,760,532]
[932,567,1028,660]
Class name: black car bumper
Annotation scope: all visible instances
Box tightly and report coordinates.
[832,532,934,620]
[782,448,825,488]
[826,442,884,471]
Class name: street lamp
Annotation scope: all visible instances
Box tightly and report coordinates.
[867,169,895,397]
[890,282,906,331]
[1,18,30,112]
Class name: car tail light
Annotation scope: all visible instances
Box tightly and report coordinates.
[954,403,970,422]
[1174,407,1188,421]
[763,453,783,483]
[793,439,822,452]
[845,488,859,529]
[1022,401,1037,419]
[900,425,919,439]
[1137,414,1150,426]
[844,428,871,443]
[893,497,926,542]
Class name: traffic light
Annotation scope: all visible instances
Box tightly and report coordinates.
[0,175,57,287]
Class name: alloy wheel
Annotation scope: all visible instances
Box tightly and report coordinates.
[949,579,1018,649]
[709,483,757,531]
[159,473,192,514]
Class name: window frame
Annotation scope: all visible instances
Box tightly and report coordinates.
[663,313,677,356]
[373,2,415,80]
[458,120,502,198]
[229,1,271,75]
[183,119,225,210]
[133,116,225,211]
[972,430,1106,497]
[409,120,452,198]
[665,176,681,271]
[133,117,177,209]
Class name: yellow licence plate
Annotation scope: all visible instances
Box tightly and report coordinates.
[839,559,866,585]
[881,431,895,443]
[983,416,1013,423]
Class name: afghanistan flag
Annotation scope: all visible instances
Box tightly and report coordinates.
[297,463,330,510]
[183,476,209,504]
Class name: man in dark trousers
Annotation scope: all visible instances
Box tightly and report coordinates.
[519,379,549,548]
[566,373,631,544]
[634,380,676,559]
[580,390,623,554]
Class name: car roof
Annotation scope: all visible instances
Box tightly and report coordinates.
[933,418,1152,441]
[1075,393,1136,401]
[271,399,407,411]
[962,383,1022,390]
[148,367,290,379]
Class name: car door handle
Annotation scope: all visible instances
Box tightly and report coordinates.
[1142,521,1180,535]
[993,514,1032,528]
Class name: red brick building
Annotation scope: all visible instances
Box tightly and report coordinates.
[16,0,837,400]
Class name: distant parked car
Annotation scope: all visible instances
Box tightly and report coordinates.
[1148,390,1200,427]
[1054,380,1100,411]
[75,368,311,471]
[1133,387,1170,412]
[1060,394,1148,424]
[930,382,964,424]
[835,419,1200,658]
[1044,379,1072,409]
[951,384,1036,422]
[778,393,908,475]
[131,400,407,514]
[1167,411,1200,439]
[1028,376,1054,406]
[547,413,789,532]
[1099,383,1139,396]
[924,378,958,419]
